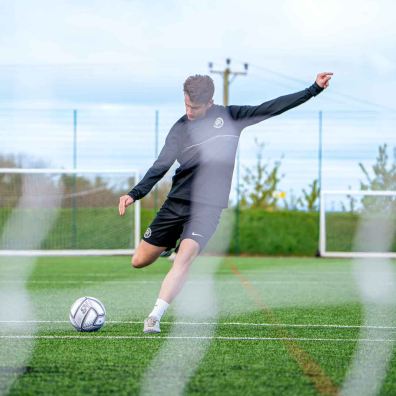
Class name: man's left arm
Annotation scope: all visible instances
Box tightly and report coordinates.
[229,72,333,127]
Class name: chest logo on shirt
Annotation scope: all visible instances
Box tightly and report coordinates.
[213,117,224,129]
[144,227,152,239]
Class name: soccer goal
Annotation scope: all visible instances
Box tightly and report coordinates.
[319,190,396,258]
[0,168,140,256]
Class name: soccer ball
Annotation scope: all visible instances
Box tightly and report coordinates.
[69,296,106,332]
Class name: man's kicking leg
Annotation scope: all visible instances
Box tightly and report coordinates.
[144,238,200,333]
[131,240,167,268]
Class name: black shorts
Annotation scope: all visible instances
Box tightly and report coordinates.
[142,197,223,251]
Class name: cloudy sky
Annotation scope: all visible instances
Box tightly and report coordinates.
[0,0,395,195]
[1,0,395,110]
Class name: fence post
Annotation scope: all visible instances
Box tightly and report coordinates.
[316,110,323,257]
[318,110,323,196]
[72,109,77,248]
[154,110,159,212]
[235,148,240,255]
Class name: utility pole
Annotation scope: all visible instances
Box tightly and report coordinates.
[208,58,248,106]
[208,59,248,255]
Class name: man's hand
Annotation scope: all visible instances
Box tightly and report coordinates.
[316,72,333,89]
[119,195,134,216]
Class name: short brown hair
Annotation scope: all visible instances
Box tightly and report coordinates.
[183,75,215,104]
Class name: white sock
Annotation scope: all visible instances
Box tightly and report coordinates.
[148,298,169,321]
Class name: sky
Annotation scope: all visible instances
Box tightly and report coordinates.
[1,0,395,110]
[0,0,395,196]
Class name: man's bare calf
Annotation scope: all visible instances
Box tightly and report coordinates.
[131,240,166,268]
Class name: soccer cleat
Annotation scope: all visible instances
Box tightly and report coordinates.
[166,242,179,261]
[159,249,173,258]
[143,316,161,333]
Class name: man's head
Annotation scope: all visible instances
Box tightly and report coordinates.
[183,75,214,121]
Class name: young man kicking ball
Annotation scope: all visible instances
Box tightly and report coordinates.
[119,72,333,333]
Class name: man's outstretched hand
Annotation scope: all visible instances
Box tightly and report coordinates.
[316,72,333,89]
[119,195,134,216]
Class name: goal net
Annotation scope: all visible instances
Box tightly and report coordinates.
[319,190,396,258]
[0,168,140,256]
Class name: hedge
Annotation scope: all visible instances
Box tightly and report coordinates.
[1,208,393,256]
[142,208,320,256]
[142,208,396,256]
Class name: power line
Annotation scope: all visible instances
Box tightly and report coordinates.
[239,60,396,112]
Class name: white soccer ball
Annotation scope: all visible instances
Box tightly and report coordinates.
[69,296,106,332]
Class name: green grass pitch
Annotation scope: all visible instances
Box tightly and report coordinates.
[1,256,396,395]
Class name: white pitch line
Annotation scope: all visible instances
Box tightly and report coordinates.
[0,335,395,342]
[0,280,365,285]
[0,280,161,284]
[1,320,396,330]
[0,271,356,277]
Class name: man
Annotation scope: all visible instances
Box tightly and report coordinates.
[119,72,333,333]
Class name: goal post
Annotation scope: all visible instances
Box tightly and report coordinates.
[0,168,141,256]
[319,190,396,258]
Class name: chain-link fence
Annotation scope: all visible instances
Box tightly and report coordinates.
[1,107,394,208]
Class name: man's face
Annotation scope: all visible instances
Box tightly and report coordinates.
[184,94,213,121]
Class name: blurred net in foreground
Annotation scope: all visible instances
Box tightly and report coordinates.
[319,190,396,258]
[0,173,63,395]
[0,169,140,255]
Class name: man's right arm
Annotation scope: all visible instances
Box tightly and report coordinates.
[127,128,179,202]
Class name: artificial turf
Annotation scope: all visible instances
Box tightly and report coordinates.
[1,256,396,395]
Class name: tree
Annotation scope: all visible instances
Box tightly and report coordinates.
[359,144,396,211]
[141,180,172,209]
[297,179,320,212]
[283,189,299,211]
[240,139,284,210]
[359,144,396,190]
[0,154,22,207]
[340,186,358,213]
